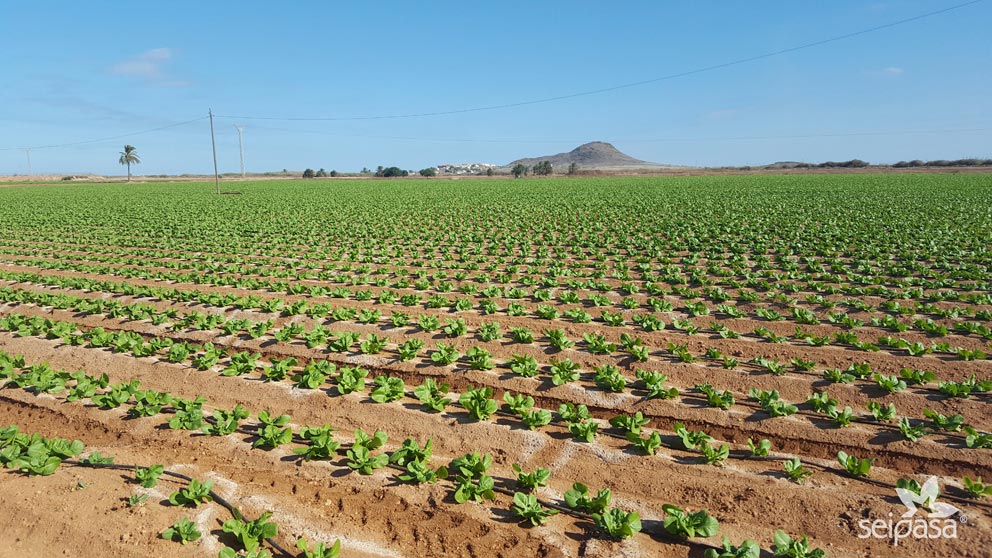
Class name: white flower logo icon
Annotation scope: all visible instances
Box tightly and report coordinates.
[895,476,960,519]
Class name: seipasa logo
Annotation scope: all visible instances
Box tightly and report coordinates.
[857,476,963,546]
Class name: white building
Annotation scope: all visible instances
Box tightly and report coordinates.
[436,163,497,175]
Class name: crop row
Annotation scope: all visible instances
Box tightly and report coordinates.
[2,286,989,440]
[1,233,989,303]
[2,267,990,374]
[5,247,991,326]
[0,177,987,278]
[3,310,991,477]
[0,350,845,558]
[0,421,332,558]
[2,279,989,398]
[4,338,991,506]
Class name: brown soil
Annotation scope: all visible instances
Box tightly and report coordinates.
[1,264,990,558]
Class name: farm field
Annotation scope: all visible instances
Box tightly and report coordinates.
[0,174,990,558]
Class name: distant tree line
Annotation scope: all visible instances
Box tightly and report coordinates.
[763,158,991,170]
[300,166,444,178]
[892,158,992,168]
[512,160,558,178]
[813,159,870,168]
[302,168,338,178]
[374,166,409,177]
[532,161,553,176]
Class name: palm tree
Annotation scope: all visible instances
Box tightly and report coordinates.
[118,145,140,182]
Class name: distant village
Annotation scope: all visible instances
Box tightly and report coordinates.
[435,163,498,175]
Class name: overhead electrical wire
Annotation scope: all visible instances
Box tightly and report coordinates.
[0,1,982,153]
[244,123,992,145]
[215,0,983,122]
[0,116,208,152]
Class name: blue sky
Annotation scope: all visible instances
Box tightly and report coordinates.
[1,0,989,175]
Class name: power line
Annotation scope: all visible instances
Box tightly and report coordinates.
[243,123,992,145]
[216,0,982,122]
[0,2,981,154]
[0,116,209,151]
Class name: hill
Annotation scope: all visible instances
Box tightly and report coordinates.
[503,142,672,171]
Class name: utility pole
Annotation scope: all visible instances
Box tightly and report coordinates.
[209,109,220,194]
[234,125,246,179]
[24,148,32,175]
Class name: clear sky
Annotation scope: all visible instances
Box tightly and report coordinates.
[1,0,990,175]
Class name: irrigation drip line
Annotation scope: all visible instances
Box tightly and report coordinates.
[63,453,721,552]
[215,424,723,550]
[3,353,988,557]
[4,345,988,516]
[2,300,985,448]
[140,401,992,512]
[64,459,294,557]
[1,280,987,409]
[1,303,988,461]
[739,454,992,510]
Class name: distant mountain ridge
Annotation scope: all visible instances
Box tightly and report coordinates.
[504,142,670,170]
